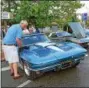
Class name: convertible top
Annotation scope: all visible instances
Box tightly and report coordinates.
[68,22,86,38]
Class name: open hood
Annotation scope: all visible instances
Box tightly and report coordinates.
[68,22,86,38]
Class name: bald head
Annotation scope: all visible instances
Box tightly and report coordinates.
[20,20,28,30]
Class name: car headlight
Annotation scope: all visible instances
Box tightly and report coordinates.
[85,54,88,57]
[74,58,79,62]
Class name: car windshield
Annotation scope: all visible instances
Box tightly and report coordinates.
[22,33,50,45]
[56,32,71,37]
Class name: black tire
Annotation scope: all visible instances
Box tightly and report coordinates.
[23,61,38,80]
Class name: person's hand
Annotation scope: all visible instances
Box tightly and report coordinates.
[16,38,22,48]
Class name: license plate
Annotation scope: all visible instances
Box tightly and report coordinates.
[61,60,72,69]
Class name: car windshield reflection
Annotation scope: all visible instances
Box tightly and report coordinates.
[22,33,50,45]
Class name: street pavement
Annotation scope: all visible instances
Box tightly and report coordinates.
[1,50,89,87]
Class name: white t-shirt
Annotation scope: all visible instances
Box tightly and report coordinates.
[23,29,29,34]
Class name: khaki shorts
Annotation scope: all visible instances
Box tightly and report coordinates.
[2,45,19,63]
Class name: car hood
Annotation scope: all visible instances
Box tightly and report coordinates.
[20,42,87,64]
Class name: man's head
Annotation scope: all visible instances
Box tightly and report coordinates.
[20,20,28,30]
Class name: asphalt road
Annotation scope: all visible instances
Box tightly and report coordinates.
[1,50,89,87]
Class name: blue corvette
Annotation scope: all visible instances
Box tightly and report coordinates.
[49,31,72,42]
[49,22,89,48]
[19,33,87,79]
[64,22,89,47]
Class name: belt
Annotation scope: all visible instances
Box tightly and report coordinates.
[4,44,16,46]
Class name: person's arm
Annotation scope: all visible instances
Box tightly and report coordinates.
[16,38,22,47]
[16,29,22,47]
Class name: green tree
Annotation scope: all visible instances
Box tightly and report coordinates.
[14,1,55,27]
[1,0,20,12]
[2,0,83,28]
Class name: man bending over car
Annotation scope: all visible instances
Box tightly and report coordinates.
[2,20,28,79]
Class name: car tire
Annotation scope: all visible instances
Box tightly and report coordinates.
[23,61,38,80]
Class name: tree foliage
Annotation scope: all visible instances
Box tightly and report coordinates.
[2,0,82,27]
[1,0,20,11]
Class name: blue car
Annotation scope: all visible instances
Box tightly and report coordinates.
[85,29,89,36]
[49,31,72,42]
[49,22,89,48]
[63,22,89,47]
[19,33,87,79]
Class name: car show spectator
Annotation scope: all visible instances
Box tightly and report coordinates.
[0,28,5,62]
[29,25,36,34]
[23,25,36,34]
[1,29,5,39]
[36,27,40,33]
[23,28,30,34]
[2,20,28,79]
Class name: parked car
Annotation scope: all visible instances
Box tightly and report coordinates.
[51,22,89,48]
[49,31,71,42]
[85,29,89,36]
[67,22,89,47]
[19,33,87,79]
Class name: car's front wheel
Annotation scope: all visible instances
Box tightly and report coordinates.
[23,61,38,80]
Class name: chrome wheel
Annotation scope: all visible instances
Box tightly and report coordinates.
[24,64,30,76]
[23,60,43,79]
